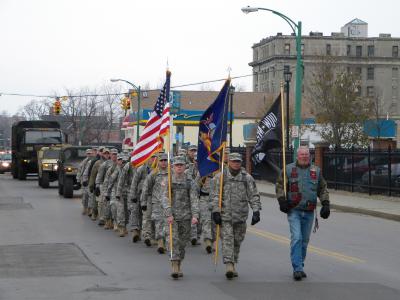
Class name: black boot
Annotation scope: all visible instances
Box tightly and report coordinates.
[293,271,302,281]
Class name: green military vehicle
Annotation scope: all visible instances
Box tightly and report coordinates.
[37,145,64,188]
[11,121,64,180]
[58,146,91,198]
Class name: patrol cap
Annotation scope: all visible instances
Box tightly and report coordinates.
[188,145,197,151]
[178,149,187,155]
[173,156,186,165]
[122,155,130,162]
[159,153,168,160]
[110,148,118,154]
[228,152,242,162]
[117,154,124,160]
[224,147,230,154]
[85,149,92,154]
[92,147,98,151]
[103,148,110,154]
[98,146,105,152]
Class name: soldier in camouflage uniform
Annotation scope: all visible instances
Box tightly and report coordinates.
[162,156,199,279]
[116,154,136,240]
[211,152,261,279]
[141,153,168,254]
[103,151,119,230]
[129,154,157,246]
[76,149,92,215]
[88,147,107,221]
[82,147,99,217]
[276,146,330,281]
[95,148,117,226]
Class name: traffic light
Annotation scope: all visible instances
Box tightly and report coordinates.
[53,99,61,115]
[126,98,131,110]
[121,98,127,110]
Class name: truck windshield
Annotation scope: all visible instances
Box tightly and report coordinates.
[64,149,87,161]
[43,150,60,159]
[0,154,11,160]
[25,131,62,144]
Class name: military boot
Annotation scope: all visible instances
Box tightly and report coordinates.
[233,265,238,278]
[82,207,87,215]
[132,229,140,243]
[144,238,152,247]
[157,239,165,254]
[191,238,198,246]
[104,219,112,230]
[91,213,97,221]
[225,263,235,279]
[171,261,179,279]
[177,260,183,278]
[204,239,212,254]
[98,219,105,226]
[87,208,92,217]
[113,222,118,231]
[118,226,126,237]
[124,227,128,235]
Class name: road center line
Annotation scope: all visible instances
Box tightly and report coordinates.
[248,227,365,264]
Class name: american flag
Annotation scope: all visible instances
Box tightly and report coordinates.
[131,71,171,167]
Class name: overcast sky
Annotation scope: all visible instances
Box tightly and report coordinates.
[1,0,399,115]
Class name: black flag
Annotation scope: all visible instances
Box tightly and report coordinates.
[252,93,282,165]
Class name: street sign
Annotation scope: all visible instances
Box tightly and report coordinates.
[170,91,181,114]
[291,125,299,138]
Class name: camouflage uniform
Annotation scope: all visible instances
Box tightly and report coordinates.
[129,162,152,238]
[141,167,168,241]
[88,156,105,218]
[162,168,199,261]
[105,161,123,225]
[116,162,136,228]
[103,161,117,222]
[76,154,91,210]
[195,173,214,242]
[82,154,99,215]
[211,162,261,265]
[95,157,114,222]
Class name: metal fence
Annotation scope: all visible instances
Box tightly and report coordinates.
[323,147,400,196]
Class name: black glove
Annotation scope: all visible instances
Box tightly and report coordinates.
[75,182,81,190]
[132,198,138,203]
[278,197,290,214]
[320,201,330,219]
[82,181,88,187]
[116,195,120,200]
[212,212,222,225]
[89,186,94,193]
[251,211,260,225]
[94,187,101,197]
[105,196,110,201]
[141,205,147,211]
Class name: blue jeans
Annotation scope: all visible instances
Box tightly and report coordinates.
[287,209,314,272]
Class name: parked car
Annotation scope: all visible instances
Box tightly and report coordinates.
[361,163,400,189]
[0,152,12,173]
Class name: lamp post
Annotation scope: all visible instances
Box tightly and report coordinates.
[229,85,235,149]
[110,78,141,144]
[242,6,303,154]
[284,66,292,151]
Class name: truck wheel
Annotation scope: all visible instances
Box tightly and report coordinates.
[63,176,73,198]
[41,172,50,188]
[12,165,17,179]
[18,163,26,180]
[38,175,42,187]
[58,174,64,195]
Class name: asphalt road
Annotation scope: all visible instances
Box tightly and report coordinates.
[0,173,399,300]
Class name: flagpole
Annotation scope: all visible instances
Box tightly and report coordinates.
[214,143,226,268]
[280,82,287,199]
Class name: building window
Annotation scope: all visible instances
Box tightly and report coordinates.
[392,86,398,99]
[347,45,351,56]
[254,49,258,61]
[356,45,362,57]
[284,43,290,55]
[368,45,374,57]
[393,67,399,79]
[367,86,374,97]
[367,67,374,80]
[393,45,399,57]
[272,67,276,78]
[301,44,305,56]
[326,44,331,55]
[355,67,362,79]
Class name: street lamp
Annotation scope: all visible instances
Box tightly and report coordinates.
[284,66,292,151]
[242,6,303,153]
[229,85,235,148]
[110,78,141,144]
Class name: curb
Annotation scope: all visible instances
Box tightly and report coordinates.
[260,192,400,223]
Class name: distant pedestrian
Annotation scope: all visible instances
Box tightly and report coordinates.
[276,146,330,281]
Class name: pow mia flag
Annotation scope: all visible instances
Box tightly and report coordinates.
[252,93,282,165]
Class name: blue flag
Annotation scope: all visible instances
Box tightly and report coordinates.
[197,79,231,177]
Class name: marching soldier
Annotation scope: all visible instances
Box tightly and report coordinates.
[103,151,119,230]
[82,147,99,217]
[141,153,169,254]
[276,146,330,281]
[76,148,92,215]
[129,154,157,246]
[211,152,261,279]
[162,156,199,279]
[95,148,117,226]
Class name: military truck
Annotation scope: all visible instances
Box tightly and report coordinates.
[37,145,64,188]
[58,146,91,198]
[11,121,64,180]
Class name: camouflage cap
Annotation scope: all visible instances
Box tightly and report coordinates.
[117,154,124,160]
[173,155,186,165]
[92,147,98,151]
[122,155,130,162]
[228,152,242,162]
[224,147,231,154]
[110,148,118,154]
[103,148,110,154]
[178,149,187,155]
[98,146,105,152]
[188,145,197,151]
[159,153,168,160]
[85,149,92,154]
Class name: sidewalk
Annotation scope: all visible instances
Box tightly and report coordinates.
[256,180,400,222]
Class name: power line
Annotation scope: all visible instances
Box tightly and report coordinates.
[0,73,255,99]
